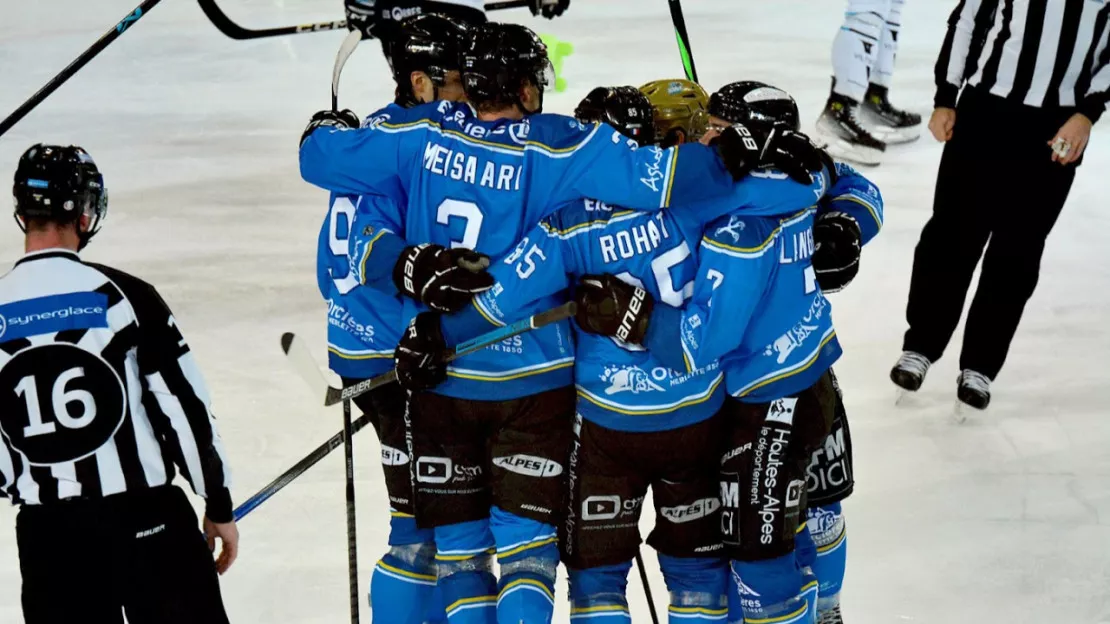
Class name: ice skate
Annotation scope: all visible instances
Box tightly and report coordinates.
[860,84,922,144]
[957,369,991,410]
[814,91,886,167]
[891,351,930,404]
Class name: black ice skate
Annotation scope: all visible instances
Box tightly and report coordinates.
[814,91,886,167]
[818,603,844,624]
[890,351,931,392]
[956,369,991,410]
[860,83,922,144]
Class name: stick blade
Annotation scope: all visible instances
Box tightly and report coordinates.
[280,332,295,355]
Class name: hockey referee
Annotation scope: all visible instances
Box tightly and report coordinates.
[0,145,238,623]
[891,0,1110,409]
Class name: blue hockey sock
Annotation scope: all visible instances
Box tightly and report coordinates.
[436,518,498,624]
[806,503,847,614]
[369,512,446,624]
[658,554,728,622]
[490,506,558,624]
[568,561,633,624]
[731,553,818,624]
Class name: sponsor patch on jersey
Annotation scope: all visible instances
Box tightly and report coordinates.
[0,291,109,342]
[660,497,720,524]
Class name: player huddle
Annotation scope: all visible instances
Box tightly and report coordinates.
[302,13,884,624]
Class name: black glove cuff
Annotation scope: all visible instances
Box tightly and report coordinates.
[204,488,234,524]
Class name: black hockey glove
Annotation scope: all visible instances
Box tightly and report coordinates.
[573,274,654,344]
[812,211,862,293]
[345,0,422,41]
[394,312,448,392]
[300,109,360,147]
[716,121,823,185]
[393,243,495,313]
[529,0,569,19]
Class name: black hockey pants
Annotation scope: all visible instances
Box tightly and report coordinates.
[16,485,230,624]
[903,86,1078,379]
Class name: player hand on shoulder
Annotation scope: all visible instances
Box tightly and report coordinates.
[393,243,495,313]
[203,516,240,575]
[300,109,361,147]
[714,120,824,184]
[573,274,654,344]
[395,312,449,391]
[529,0,569,19]
[813,210,861,293]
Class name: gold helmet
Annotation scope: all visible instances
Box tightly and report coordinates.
[639,78,710,146]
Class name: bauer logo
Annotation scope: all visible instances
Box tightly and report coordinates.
[380,445,409,466]
[493,454,563,478]
[416,456,451,484]
[660,497,721,524]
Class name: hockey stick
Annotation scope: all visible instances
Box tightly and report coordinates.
[341,395,360,624]
[197,0,529,41]
[231,302,576,524]
[324,300,577,406]
[0,0,163,139]
[667,0,699,83]
[332,29,364,111]
[635,551,661,624]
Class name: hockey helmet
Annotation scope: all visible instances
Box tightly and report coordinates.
[461,23,554,113]
[574,86,656,147]
[12,144,107,248]
[638,79,709,146]
[389,13,474,107]
[709,81,800,132]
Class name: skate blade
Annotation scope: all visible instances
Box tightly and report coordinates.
[894,387,914,406]
[812,129,884,167]
[952,400,971,424]
[866,123,921,145]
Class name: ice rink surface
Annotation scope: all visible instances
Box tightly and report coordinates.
[2,0,1110,622]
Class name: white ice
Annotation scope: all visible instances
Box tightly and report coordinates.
[2,1,1109,622]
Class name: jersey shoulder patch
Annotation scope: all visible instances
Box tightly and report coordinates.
[702,213,779,257]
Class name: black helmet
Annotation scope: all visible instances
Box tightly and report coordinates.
[461,23,554,113]
[574,86,656,147]
[709,81,800,132]
[12,144,107,248]
[389,13,473,107]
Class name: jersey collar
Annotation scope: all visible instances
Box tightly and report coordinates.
[15,248,81,267]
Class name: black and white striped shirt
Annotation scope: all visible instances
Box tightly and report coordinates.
[0,250,233,522]
[935,0,1110,121]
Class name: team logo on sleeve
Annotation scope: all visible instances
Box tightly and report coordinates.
[714,216,745,243]
[639,147,665,192]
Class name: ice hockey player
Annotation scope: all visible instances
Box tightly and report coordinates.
[316,13,479,624]
[816,0,921,165]
[705,82,882,624]
[638,78,711,147]
[395,82,832,623]
[571,81,883,624]
[299,20,826,624]
[343,0,569,59]
[1,145,237,624]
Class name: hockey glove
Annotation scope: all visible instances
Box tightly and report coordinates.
[394,312,449,392]
[812,211,862,293]
[573,274,654,344]
[300,109,360,147]
[393,243,495,313]
[759,125,826,185]
[530,0,570,19]
[345,0,422,41]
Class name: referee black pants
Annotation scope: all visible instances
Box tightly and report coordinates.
[16,486,230,624]
[903,87,1078,380]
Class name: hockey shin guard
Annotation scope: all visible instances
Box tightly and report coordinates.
[435,519,498,624]
[807,503,847,615]
[871,0,903,87]
[831,0,885,100]
[568,561,634,624]
[658,554,728,622]
[490,506,558,624]
[731,553,818,624]
[369,513,445,624]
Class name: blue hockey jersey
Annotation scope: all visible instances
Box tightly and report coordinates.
[316,192,403,379]
[437,170,831,431]
[644,164,883,402]
[300,100,748,401]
